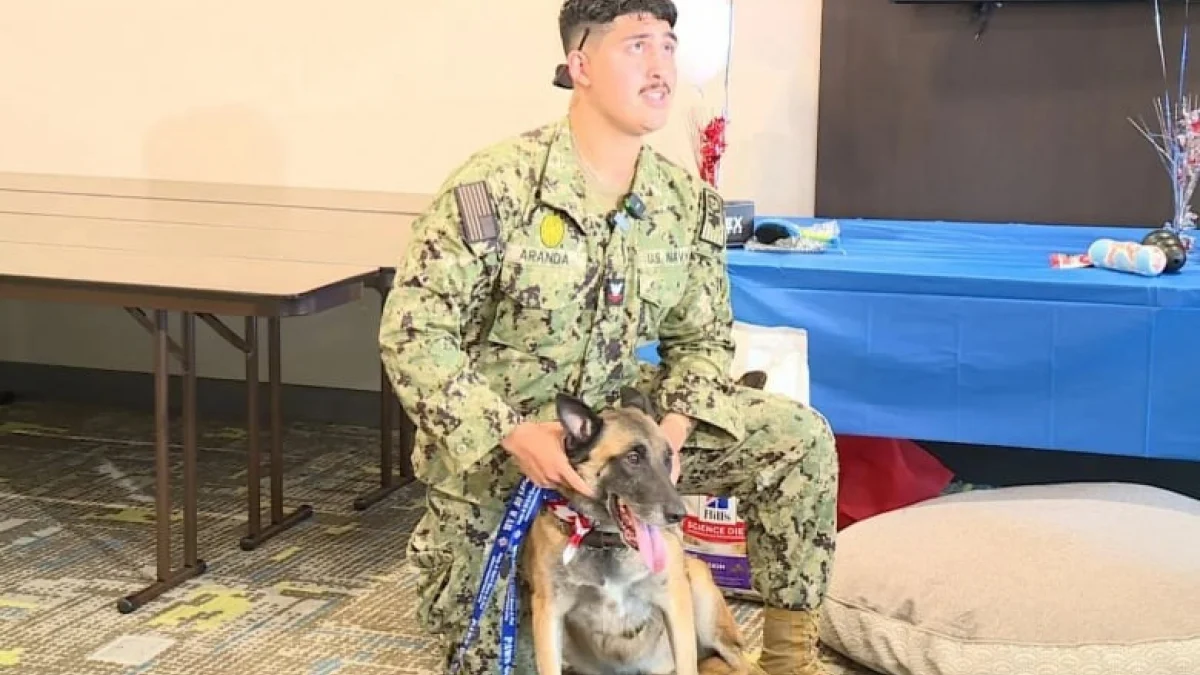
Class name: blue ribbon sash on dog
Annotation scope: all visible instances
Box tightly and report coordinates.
[449,477,551,675]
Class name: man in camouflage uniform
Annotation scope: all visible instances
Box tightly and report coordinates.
[378,1,837,673]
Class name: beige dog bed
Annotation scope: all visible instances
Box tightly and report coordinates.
[819,482,1200,675]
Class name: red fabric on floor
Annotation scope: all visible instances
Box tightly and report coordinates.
[836,434,954,530]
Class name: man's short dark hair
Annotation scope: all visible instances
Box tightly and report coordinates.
[558,0,678,54]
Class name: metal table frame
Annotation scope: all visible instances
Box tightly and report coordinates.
[350,271,415,512]
[0,272,371,612]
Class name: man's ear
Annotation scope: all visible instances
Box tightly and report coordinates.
[556,393,603,457]
[567,51,591,89]
[619,387,657,419]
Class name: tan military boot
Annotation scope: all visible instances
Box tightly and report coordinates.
[755,607,829,675]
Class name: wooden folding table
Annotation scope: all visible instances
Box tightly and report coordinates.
[0,237,376,612]
[0,172,433,516]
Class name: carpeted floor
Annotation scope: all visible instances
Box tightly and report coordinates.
[0,399,878,675]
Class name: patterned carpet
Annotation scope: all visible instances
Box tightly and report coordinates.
[0,399,878,675]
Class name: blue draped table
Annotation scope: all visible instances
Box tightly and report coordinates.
[641,218,1200,462]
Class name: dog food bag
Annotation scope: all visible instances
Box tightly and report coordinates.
[680,495,759,599]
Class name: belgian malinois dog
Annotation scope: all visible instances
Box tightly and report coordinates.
[521,386,751,675]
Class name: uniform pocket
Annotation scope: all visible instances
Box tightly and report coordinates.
[480,245,596,406]
[636,269,689,344]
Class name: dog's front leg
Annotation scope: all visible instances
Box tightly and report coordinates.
[531,589,565,675]
[664,556,700,675]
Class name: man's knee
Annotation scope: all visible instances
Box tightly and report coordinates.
[743,390,837,492]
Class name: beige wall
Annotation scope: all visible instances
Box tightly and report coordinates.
[0,0,822,391]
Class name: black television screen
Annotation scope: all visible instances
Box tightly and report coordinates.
[893,0,1146,3]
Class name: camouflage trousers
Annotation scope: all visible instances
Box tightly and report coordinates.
[404,376,838,675]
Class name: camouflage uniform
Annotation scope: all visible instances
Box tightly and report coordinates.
[379,116,837,674]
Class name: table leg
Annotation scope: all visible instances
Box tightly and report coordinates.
[353,368,405,510]
[181,311,199,568]
[240,317,262,548]
[117,310,206,613]
[351,279,415,511]
[239,316,313,550]
[397,399,414,480]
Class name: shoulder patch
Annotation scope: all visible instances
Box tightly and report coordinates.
[452,181,500,245]
[698,187,726,248]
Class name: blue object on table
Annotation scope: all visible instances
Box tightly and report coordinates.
[639,218,1200,462]
[1087,239,1167,277]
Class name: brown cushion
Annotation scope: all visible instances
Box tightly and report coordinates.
[819,482,1200,675]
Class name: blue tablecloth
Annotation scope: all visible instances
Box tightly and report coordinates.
[642,218,1200,461]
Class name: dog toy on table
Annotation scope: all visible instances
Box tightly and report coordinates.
[1141,228,1189,271]
[746,219,842,253]
[1049,230,1188,276]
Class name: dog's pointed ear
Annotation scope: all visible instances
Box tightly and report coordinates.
[556,393,602,457]
[619,387,657,418]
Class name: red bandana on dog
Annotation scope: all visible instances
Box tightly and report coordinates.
[544,494,594,564]
[542,494,669,573]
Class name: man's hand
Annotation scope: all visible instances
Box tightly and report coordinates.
[500,421,595,498]
[659,413,693,484]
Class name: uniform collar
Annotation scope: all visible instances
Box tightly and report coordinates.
[535,117,671,225]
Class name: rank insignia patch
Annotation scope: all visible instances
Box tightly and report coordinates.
[699,188,726,248]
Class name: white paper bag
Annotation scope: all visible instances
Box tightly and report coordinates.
[682,321,811,598]
[731,321,810,406]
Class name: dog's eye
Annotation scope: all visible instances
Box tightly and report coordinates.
[625,444,645,465]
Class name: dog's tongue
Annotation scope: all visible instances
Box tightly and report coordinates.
[635,522,667,573]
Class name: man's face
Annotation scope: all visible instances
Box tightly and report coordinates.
[574,13,678,135]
